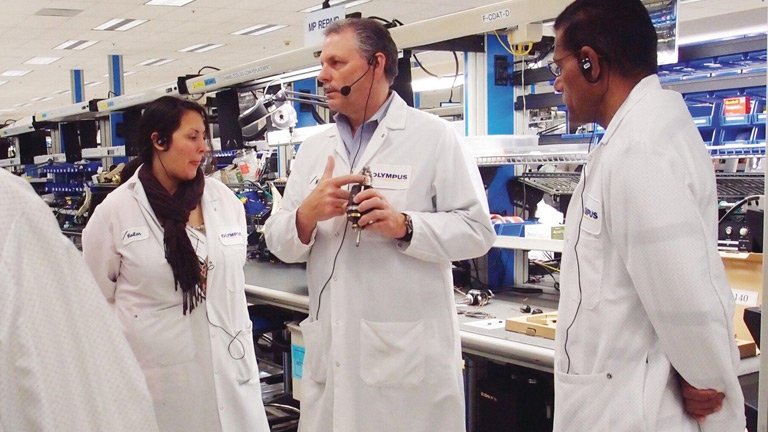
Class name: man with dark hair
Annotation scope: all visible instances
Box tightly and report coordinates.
[550,0,745,431]
[266,17,495,432]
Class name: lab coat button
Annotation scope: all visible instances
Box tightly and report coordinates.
[397,242,403,248]
[606,373,612,379]
[335,361,340,367]
[219,406,224,411]
[215,369,220,375]
[335,232,340,237]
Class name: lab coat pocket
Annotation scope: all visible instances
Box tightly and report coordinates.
[235,321,260,384]
[300,318,329,384]
[554,370,611,432]
[133,306,197,368]
[572,231,603,310]
[359,319,425,387]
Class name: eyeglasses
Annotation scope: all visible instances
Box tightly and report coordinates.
[547,52,577,77]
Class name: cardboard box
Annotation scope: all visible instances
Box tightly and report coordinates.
[721,252,762,347]
[505,312,557,340]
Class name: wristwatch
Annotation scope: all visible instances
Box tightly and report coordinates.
[397,213,413,243]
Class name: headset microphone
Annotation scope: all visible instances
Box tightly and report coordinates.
[339,56,376,96]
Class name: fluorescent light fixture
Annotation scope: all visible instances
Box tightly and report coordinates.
[1,70,31,77]
[24,56,62,65]
[54,40,99,50]
[679,0,705,3]
[85,81,103,87]
[0,81,7,86]
[14,102,33,107]
[54,89,71,95]
[0,108,16,112]
[301,0,370,13]
[102,71,136,77]
[136,58,176,66]
[679,25,768,45]
[31,96,54,102]
[94,18,148,31]
[145,0,195,5]
[232,24,287,37]
[35,8,82,17]
[411,74,464,93]
[178,43,225,53]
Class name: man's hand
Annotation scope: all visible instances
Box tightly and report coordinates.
[680,377,725,423]
[296,156,366,244]
[355,189,407,239]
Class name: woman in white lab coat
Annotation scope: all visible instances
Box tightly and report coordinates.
[82,96,270,432]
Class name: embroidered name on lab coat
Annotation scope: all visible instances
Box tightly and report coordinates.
[219,227,245,246]
[369,164,411,189]
[121,227,149,245]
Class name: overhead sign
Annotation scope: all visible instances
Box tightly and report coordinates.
[305,5,345,47]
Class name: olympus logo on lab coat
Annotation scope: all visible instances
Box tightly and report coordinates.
[581,195,602,235]
[369,164,411,189]
[121,227,148,245]
[219,227,245,245]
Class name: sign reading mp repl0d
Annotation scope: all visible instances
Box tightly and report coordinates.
[305,5,345,47]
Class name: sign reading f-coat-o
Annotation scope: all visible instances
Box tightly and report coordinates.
[305,5,346,47]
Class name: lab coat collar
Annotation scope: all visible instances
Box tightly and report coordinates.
[600,74,661,145]
[126,164,218,226]
[328,93,408,171]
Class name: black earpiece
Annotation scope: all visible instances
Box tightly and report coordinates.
[367,55,377,66]
[580,57,600,84]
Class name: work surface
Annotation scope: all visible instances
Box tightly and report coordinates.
[243,260,759,375]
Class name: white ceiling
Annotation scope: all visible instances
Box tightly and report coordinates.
[0,0,765,123]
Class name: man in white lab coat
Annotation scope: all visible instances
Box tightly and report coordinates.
[265,18,496,432]
[0,168,159,432]
[550,0,746,431]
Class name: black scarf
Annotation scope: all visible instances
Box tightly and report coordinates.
[139,164,206,314]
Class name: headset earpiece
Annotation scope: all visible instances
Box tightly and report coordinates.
[368,55,377,66]
[580,57,600,84]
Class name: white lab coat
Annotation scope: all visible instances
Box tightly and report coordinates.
[82,172,270,432]
[553,75,746,432]
[265,94,496,432]
[0,169,159,432]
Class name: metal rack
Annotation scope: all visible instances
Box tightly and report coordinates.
[517,172,581,197]
[475,151,588,167]
[516,171,765,200]
[715,173,765,198]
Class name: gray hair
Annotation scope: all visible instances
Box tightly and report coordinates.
[324,18,399,84]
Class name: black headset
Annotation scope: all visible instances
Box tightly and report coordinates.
[580,57,599,84]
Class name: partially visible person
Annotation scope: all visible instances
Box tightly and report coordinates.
[82,96,270,432]
[549,0,745,431]
[0,168,159,432]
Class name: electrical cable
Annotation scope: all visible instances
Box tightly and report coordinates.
[718,195,762,224]
[563,66,610,374]
[411,53,439,78]
[198,66,221,74]
[314,64,376,321]
[449,51,459,103]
